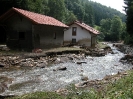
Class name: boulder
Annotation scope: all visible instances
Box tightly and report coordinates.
[36,63,46,68]
[75,81,89,88]
[0,63,5,68]
[76,62,87,64]
[53,66,67,71]
[81,76,89,81]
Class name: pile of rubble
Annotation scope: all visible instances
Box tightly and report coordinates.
[0,43,113,69]
[83,46,113,57]
[0,45,10,51]
[113,43,133,65]
[120,54,133,65]
[0,53,86,69]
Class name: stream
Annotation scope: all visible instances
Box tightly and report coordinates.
[0,44,133,96]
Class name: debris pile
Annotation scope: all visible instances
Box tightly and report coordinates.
[113,43,133,65]
[120,54,133,65]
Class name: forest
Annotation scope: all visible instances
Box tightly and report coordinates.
[0,0,132,44]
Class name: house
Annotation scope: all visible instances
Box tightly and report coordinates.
[0,7,68,51]
[64,20,99,47]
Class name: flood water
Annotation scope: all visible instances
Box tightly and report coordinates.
[0,44,133,96]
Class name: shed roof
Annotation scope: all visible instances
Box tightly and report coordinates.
[69,21,99,35]
[0,7,68,28]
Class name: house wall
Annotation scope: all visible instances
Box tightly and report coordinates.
[64,24,92,46]
[0,26,6,44]
[91,33,97,47]
[5,13,33,51]
[33,25,64,49]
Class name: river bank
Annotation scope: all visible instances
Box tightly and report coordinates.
[0,42,111,69]
[0,42,133,97]
[4,69,133,99]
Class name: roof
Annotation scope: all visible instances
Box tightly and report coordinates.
[69,20,99,34]
[0,7,68,28]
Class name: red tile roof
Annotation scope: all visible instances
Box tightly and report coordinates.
[70,20,99,34]
[0,7,68,28]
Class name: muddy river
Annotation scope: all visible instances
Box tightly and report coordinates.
[0,44,133,96]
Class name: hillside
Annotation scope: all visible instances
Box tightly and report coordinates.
[0,0,126,26]
[88,1,126,25]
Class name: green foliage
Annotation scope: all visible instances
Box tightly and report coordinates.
[124,34,133,44]
[0,0,126,25]
[123,0,133,45]
[103,71,133,99]
[89,1,126,25]
[63,10,77,24]
[47,0,66,21]
[8,92,64,99]
[26,0,44,14]
[110,15,123,41]
[64,0,85,21]
[99,16,125,41]
[120,22,127,40]
[124,0,133,36]
[83,1,95,26]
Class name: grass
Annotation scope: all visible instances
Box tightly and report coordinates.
[102,71,133,99]
[6,70,133,99]
[43,47,84,53]
[96,42,110,49]
[6,92,64,99]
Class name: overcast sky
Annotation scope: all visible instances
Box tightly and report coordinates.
[91,0,125,13]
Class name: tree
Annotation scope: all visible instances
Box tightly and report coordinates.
[110,16,123,41]
[48,0,66,21]
[120,22,127,40]
[63,10,77,24]
[0,0,27,15]
[99,16,123,41]
[64,0,85,21]
[124,0,133,35]
[100,18,112,41]
[83,2,94,26]
[26,0,44,14]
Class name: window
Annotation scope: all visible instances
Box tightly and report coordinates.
[19,32,25,40]
[72,27,77,36]
[72,38,76,43]
[54,33,56,39]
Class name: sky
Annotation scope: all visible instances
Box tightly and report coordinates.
[91,0,125,13]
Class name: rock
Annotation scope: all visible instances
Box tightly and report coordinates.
[0,83,8,93]
[58,66,67,70]
[103,46,111,50]
[76,62,87,64]
[36,63,45,68]
[85,51,90,56]
[81,76,89,81]
[0,64,5,68]
[56,88,69,95]
[75,81,89,88]
[54,58,63,64]
[32,48,43,53]
[53,66,67,71]
[120,54,133,64]
[68,57,73,60]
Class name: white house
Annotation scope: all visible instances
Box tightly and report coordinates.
[64,20,99,47]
